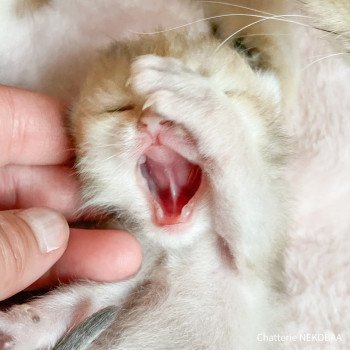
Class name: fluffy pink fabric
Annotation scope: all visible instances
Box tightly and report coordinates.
[285,27,350,349]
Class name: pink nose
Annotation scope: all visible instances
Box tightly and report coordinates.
[139,112,165,136]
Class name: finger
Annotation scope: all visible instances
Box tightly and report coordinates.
[0,208,69,301]
[0,85,72,166]
[28,229,142,290]
[0,165,81,220]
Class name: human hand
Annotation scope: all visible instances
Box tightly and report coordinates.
[0,86,142,301]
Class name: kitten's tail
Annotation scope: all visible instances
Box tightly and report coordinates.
[54,306,118,350]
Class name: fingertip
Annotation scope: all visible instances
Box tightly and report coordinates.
[0,208,69,300]
[103,230,143,280]
[52,229,142,283]
[81,230,143,282]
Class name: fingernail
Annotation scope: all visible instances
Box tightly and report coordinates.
[18,208,69,253]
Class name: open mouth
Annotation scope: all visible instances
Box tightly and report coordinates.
[140,145,202,226]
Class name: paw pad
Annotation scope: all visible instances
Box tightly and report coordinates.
[16,305,40,324]
[0,333,15,349]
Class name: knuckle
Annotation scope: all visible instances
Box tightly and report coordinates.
[0,214,30,279]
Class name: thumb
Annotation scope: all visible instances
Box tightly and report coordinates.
[0,208,69,300]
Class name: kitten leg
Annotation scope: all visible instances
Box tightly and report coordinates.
[0,281,135,350]
[131,55,287,278]
[53,306,118,350]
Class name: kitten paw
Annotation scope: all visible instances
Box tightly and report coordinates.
[132,55,223,119]
[131,54,211,100]
[0,305,48,350]
[131,54,235,158]
[0,333,15,350]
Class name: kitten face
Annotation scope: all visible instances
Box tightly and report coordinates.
[74,106,211,248]
[71,32,281,249]
[71,40,210,248]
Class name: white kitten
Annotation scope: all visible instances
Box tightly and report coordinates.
[0,1,296,349]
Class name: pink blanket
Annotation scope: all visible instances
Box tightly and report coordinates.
[285,27,350,349]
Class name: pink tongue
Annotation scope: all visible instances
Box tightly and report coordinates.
[141,145,201,225]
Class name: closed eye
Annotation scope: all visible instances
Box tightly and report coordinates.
[106,104,135,113]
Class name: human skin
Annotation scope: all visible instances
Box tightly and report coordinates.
[0,85,142,301]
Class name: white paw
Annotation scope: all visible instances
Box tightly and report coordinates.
[0,333,15,349]
[130,54,213,102]
[131,54,192,90]
[131,55,228,135]
[0,304,49,350]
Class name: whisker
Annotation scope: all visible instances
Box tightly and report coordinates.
[307,52,338,59]
[130,13,312,36]
[197,0,278,16]
[198,0,316,19]
[318,28,350,43]
[334,32,350,43]
[215,14,313,52]
[235,32,291,37]
[319,29,339,40]
[237,32,331,42]
[302,52,350,71]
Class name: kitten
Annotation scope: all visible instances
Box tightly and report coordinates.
[0,1,296,349]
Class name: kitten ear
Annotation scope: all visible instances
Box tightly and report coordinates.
[257,71,282,106]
